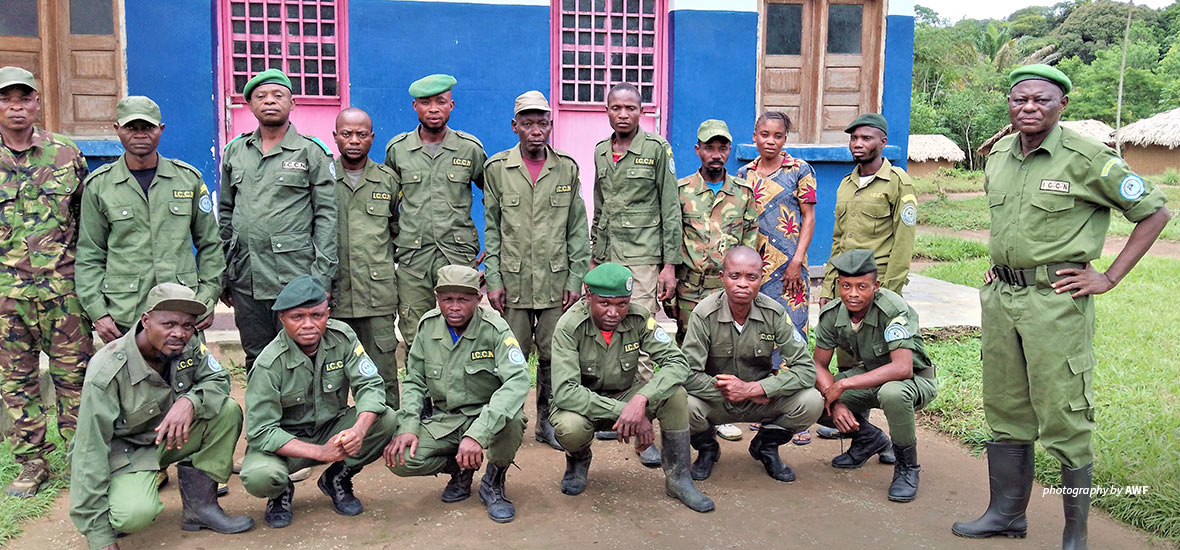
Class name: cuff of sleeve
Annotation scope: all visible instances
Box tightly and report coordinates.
[758,379,782,399]
[356,401,388,417]
[463,427,491,448]
[396,417,421,438]
[565,276,582,294]
[178,394,208,419]
[87,529,118,550]
[258,431,297,454]
[1123,199,1165,223]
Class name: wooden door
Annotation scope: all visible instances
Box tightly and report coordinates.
[760,0,812,144]
[816,0,881,143]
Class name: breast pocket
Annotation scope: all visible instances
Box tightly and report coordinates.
[274,170,308,188]
[365,199,391,218]
[117,400,161,435]
[424,361,448,400]
[1027,193,1077,243]
[463,359,500,400]
[321,368,347,409]
[270,232,314,284]
[859,200,893,234]
[616,208,660,258]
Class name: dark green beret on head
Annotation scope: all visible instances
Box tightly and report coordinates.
[830,249,878,277]
[272,274,327,311]
[584,263,634,298]
[409,74,457,98]
[243,68,292,99]
[844,113,888,135]
[1009,64,1071,95]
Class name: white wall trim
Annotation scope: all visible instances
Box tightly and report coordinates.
[887,0,914,17]
[383,0,549,5]
[670,0,757,11]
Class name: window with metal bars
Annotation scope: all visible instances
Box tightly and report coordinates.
[557,0,661,106]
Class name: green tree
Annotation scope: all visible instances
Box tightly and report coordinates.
[1052,0,1161,63]
[1058,38,1164,125]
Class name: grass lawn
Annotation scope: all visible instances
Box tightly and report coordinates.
[911,168,985,196]
[0,423,69,544]
[913,233,989,262]
[921,255,1180,542]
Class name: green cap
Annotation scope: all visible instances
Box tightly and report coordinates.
[116,96,161,127]
[144,283,206,317]
[409,74,457,99]
[1009,63,1072,95]
[844,113,888,135]
[830,249,878,277]
[697,119,732,143]
[243,68,293,99]
[434,265,480,294]
[0,66,37,92]
[584,263,634,298]
[514,90,551,115]
[272,275,327,311]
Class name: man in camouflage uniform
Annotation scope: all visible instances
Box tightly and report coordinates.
[0,66,94,497]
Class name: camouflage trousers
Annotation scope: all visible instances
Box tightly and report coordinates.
[0,294,93,462]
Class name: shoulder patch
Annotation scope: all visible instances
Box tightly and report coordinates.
[653,325,671,343]
[900,202,917,226]
[507,346,526,365]
[665,145,676,174]
[305,135,333,157]
[1101,158,1124,178]
[206,355,224,373]
[357,355,378,377]
[354,343,366,357]
[646,317,658,331]
[504,336,520,348]
[884,321,910,343]
[1119,175,1145,201]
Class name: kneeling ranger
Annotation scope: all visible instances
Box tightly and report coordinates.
[240,275,397,528]
[69,284,252,550]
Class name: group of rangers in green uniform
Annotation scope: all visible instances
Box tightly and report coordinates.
[0,58,1169,550]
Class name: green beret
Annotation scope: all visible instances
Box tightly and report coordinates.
[584,263,634,298]
[434,265,480,294]
[409,74,457,99]
[830,249,878,277]
[243,68,292,99]
[1009,64,1072,95]
[697,119,732,143]
[844,113,888,135]
[272,274,327,311]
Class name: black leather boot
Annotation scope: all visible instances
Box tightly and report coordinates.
[951,442,1034,538]
[177,464,254,533]
[747,425,796,482]
[478,463,516,523]
[561,448,592,495]
[662,429,715,513]
[317,462,363,516]
[1062,463,1091,550]
[831,411,891,469]
[534,361,563,450]
[690,428,720,481]
[440,458,475,503]
[264,481,295,529]
[887,443,920,502]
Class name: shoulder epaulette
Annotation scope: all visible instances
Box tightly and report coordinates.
[304,135,333,157]
[170,158,204,178]
[224,132,250,152]
[373,162,397,178]
[453,130,484,148]
[85,346,127,389]
[1059,127,1105,160]
[818,298,843,318]
[753,292,786,315]
[387,132,411,148]
[84,162,115,182]
[873,289,909,317]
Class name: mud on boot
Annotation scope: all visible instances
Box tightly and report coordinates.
[177,464,254,533]
[317,462,363,516]
[690,428,720,481]
[662,429,715,513]
[561,448,592,496]
[747,426,796,482]
[951,442,1034,539]
[478,463,516,523]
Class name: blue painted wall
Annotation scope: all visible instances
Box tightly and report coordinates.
[882,14,915,170]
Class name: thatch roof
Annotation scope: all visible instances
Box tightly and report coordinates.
[1115,108,1180,149]
[977,119,1115,155]
[908,134,965,163]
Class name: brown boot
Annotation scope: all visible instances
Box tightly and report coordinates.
[6,459,49,498]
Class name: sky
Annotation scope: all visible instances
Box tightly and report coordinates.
[917,0,1177,23]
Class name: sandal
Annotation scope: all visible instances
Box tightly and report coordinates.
[792,429,812,446]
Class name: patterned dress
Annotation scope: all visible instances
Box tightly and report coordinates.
[737,153,817,338]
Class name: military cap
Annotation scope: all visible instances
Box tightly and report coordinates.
[1009,63,1072,95]
[116,96,162,127]
[0,66,37,92]
[514,90,551,115]
[243,68,293,99]
[830,249,879,277]
[697,119,732,143]
[409,74,457,99]
[844,113,888,135]
[272,274,328,311]
[434,265,480,294]
[584,263,634,298]
[144,283,207,317]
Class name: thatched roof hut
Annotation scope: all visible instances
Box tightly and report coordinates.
[977,119,1115,156]
[907,134,966,176]
[1115,108,1180,173]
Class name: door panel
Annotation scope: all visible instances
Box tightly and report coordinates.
[57,0,122,137]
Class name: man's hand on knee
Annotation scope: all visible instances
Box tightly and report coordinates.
[384,433,418,468]
[456,436,485,470]
[614,394,653,447]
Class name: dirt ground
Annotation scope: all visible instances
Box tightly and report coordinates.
[917,225,1180,260]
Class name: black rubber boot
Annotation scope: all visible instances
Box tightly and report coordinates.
[1062,463,1092,550]
[534,361,563,451]
[317,462,363,516]
[747,426,796,482]
[263,481,294,529]
[878,446,896,464]
[478,463,516,523]
[595,430,618,440]
[951,442,1034,539]
[440,458,476,503]
[690,428,720,481]
[887,443,920,502]
[637,443,662,468]
[830,411,891,469]
[177,464,254,533]
[561,448,592,496]
[661,429,715,513]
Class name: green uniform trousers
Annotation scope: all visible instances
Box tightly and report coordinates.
[551,385,689,452]
[980,281,1096,468]
[503,307,562,363]
[105,398,242,534]
[388,412,526,476]
[240,407,397,499]
[687,388,823,434]
[336,315,400,408]
[397,249,473,347]
[819,368,937,447]
[228,287,278,372]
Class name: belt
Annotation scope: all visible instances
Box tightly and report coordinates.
[990,262,1084,287]
[677,266,722,289]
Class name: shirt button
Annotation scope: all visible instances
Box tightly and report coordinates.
[276,243,282,248]
[279,177,285,182]
[493,368,498,373]
[178,382,184,387]
[121,210,128,215]
[326,383,333,389]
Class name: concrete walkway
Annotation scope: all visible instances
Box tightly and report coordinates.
[808,274,981,329]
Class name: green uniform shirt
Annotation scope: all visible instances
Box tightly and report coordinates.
[814,288,934,378]
[70,331,230,549]
[591,129,680,266]
[331,158,400,318]
[397,307,529,447]
[76,155,224,326]
[483,144,590,309]
[382,126,487,271]
[680,291,815,400]
[219,124,338,300]
[985,125,1168,268]
[677,171,758,298]
[551,300,690,421]
[244,319,387,453]
[821,159,917,299]
[0,127,88,300]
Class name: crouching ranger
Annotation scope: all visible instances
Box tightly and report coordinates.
[549,263,714,512]
[69,284,252,550]
[240,275,397,528]
[384,265,529,523]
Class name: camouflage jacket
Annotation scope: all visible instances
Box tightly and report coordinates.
[676,171,758,301]
[0,127,89,300]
